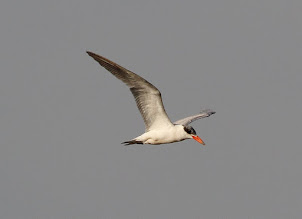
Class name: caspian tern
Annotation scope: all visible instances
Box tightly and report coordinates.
[87,51,215,145]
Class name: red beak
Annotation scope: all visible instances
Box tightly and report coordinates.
[192,135,205,145]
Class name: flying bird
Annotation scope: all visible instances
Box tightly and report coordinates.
[87,51,215,145]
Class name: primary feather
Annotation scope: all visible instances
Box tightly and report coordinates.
[87,51,173,131]
[173,109,216,126]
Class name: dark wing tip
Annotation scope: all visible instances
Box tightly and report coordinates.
[209,111,216,115]
[201,109,216,116]
[86,51,98,58]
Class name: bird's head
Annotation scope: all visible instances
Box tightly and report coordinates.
[183,126,205,145]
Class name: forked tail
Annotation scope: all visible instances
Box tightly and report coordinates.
[122,140,144,145]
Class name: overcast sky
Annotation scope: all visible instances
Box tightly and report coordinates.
[1,0,302,218]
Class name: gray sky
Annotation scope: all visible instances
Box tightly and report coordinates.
[1,0,302,218]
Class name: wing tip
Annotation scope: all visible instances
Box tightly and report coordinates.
[86,51,95,57]
[201,109,216,116]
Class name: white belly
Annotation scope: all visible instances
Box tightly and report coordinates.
[134,125,189,145]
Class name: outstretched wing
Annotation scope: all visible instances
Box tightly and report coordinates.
[173,109,216,126]
[87,51,173,131]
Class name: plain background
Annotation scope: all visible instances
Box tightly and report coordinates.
[1,0,302,218]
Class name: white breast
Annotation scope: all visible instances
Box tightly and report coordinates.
[134,125,190,144]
